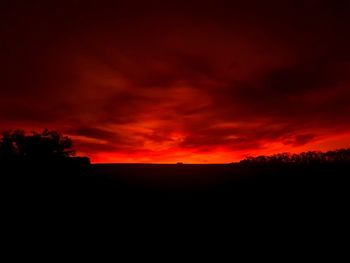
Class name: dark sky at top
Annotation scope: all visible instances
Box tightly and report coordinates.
[1,0,350,162]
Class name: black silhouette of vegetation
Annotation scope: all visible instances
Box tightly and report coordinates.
[1,129,91,195]
[240,149,350,165]
[0,129,90,172]
[2,128,350,205]
[0,129,75,160]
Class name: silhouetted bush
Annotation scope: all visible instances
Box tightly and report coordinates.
[0,129,91,185]
[240,149,350,165]
[0,129,75,160]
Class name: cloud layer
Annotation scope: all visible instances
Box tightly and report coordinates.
[1,1,350,162]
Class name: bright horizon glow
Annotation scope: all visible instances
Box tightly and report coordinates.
[1,2,350,163]
[86,131,350,163]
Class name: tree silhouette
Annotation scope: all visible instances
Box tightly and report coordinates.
[0,132,17,159]
[0,129,75,160]
[240,149,350,165]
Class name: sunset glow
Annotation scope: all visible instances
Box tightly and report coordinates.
[1,1,350,163]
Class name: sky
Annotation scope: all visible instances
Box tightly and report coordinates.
[1,0,350,163]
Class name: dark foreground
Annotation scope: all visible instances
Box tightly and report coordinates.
[92,163,350,202]
[3,160,350,204]
[3,160,350,240]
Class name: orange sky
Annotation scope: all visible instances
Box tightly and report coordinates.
[1,1,350,163]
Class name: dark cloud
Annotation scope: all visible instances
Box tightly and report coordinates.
[68,127,118,141]
[290,134,316,147]
[1,0,350,162]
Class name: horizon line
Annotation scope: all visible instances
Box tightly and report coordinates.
[92,162,236,165]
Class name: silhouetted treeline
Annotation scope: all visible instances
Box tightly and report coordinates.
[0,129,90,180]
[240,149,350,165]
[0,129,75,160]
[2,129,350,205]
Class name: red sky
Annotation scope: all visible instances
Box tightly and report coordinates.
[1,0,350,163]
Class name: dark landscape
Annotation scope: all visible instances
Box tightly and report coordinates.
[2,1,350,252]
[1,1,350,231]
[2,130,349,205]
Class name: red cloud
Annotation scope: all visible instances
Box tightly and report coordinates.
[1,1,350,163]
